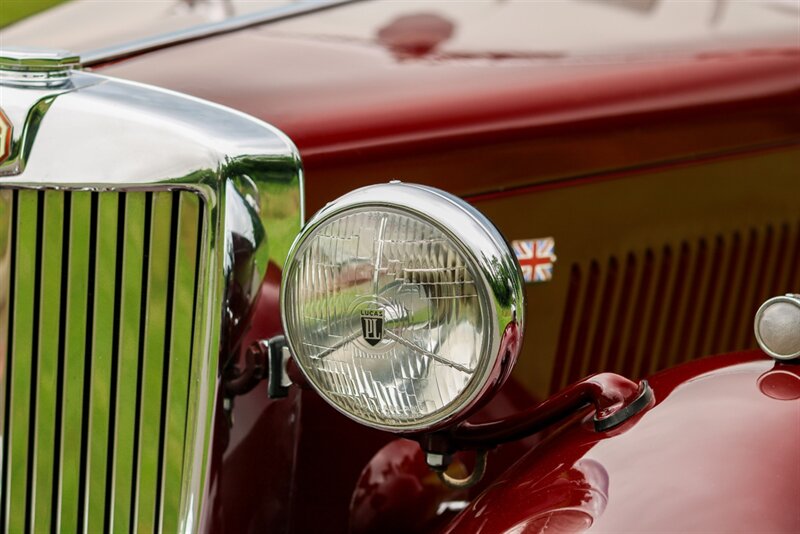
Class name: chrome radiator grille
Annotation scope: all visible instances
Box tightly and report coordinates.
[0,189,206,533]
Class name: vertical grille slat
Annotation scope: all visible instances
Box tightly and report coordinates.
[57,192,93,532]
[104,193,128,533]
[159,193,202,534]
[0,189,207,533]
[84,193,120,533]
[109,193,147,533]
[0,190,15,533]
[155,193,181,532]
[76,192,99,534]
[135,192,174,533]
[30,190,65,533]
[551,221,800,394]
[6,190,39,534]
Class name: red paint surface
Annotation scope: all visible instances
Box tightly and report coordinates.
[205,263,299,532]
[444,352,800,533]
[349,438,467,534]
[98,8,800,214]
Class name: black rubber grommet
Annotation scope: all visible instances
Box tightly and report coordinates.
[593,380,654,432]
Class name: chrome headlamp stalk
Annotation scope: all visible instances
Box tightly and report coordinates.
[0,55,302,533]
[281,182,525,433]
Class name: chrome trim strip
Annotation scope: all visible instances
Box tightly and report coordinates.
[6,190,37,533]
[108,192,146,533]
[84,192,119,533]
[81,0,366,67]
[135,192,173,532]
[57,192,92,532]
[159,193,203,534]
[0,191,11,530]
[31,190,64,532]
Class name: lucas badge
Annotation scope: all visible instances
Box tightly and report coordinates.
[360,308,384,346]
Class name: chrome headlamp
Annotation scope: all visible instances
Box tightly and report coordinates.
[281,183,525,432]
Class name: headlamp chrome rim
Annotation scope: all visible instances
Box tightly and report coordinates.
[280,182,525,432]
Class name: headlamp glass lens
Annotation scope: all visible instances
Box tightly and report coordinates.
[283,208,489,428]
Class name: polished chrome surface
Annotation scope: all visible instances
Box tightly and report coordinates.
[281,182,525,432]
[755,294,800,361]
[0,47,80,88]
[0,70,303,532]
[81,0,366,67]
[0,76,95,177]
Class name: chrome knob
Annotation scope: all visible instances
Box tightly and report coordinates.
[755,294,800,361]
[0,47,80,88]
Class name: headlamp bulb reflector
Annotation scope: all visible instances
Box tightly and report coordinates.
[283,207,489,429]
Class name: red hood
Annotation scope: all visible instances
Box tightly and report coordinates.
[80,2,800,209]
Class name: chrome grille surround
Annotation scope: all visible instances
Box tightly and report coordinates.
[0,69,303,532]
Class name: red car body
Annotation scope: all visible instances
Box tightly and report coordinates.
[3,1,799,532]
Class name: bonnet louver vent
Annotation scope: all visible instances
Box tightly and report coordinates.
[550,222,800,393]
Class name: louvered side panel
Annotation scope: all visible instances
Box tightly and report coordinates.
[550,222,800,394]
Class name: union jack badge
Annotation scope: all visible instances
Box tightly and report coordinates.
[512,237,557,283]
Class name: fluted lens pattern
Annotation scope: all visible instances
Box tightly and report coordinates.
[284,208,488,428]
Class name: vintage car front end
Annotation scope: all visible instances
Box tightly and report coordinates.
[1,2,799,533]
[0,50,302,532]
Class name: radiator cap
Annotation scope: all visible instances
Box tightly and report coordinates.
[755,294,800,361]
[0,47,80,88]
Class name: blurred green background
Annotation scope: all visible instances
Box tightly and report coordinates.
[1,0,66,28]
